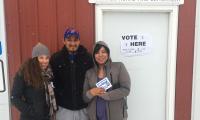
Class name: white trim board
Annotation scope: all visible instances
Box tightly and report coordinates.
[95,5,179,120]
[191,0,200,120]
[89,0,184,5]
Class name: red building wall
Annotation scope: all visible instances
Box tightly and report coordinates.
[4,0,94,119]
[4,0,196,120]
[175,0,196,120]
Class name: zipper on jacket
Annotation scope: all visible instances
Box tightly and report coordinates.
[70,60,77,108]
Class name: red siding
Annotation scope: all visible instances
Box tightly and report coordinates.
[18,0,39,61]
[75,0,95,52]
[175,0,196,120]
[56,0,76,48]
[4,0,21,85]
[4,0,94,120]
[37,0,58,52]
[4,0,196,120]
[4,0,21,118]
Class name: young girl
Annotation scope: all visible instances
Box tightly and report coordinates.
[11,43,57,120]
[83,41,131,120]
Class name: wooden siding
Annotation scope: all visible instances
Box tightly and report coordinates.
[175,0,196,120]
[4,0,196,120]
[4,0,94,120]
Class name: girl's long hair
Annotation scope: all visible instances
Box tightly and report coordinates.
[21,57,44,88]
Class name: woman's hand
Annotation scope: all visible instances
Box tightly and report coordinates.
[89,87,105,96]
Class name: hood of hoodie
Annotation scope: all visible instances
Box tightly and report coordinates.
[92,41,112,71]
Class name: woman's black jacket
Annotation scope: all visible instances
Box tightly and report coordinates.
[11,70,49,120]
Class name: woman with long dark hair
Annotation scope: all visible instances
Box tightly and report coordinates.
[11,43,57,120]
[83,41,131,120]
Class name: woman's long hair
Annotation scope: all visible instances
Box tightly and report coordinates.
[21,57,44,88]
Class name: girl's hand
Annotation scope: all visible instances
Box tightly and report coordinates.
[89,87,105,96]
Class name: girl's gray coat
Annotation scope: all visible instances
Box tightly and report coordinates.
[83,45,131,120]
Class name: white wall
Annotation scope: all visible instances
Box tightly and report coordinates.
[0,1,11,120]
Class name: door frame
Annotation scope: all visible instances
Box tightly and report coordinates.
[94,5,179,120]
[191,0,200,120]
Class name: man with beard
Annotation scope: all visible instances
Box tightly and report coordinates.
[50,28,93,120]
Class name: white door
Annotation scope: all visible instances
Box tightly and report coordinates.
[95,5,178,120]
[0,1,11,120]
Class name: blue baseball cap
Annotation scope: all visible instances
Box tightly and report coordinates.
[64,28,80,40]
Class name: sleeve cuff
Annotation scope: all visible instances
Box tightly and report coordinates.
[86,91,94,100]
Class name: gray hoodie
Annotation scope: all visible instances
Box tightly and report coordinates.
[83,41,131,120]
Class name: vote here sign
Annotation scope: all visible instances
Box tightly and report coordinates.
[120,33,152,56]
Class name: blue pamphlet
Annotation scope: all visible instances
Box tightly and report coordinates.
[96,77,112,90]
